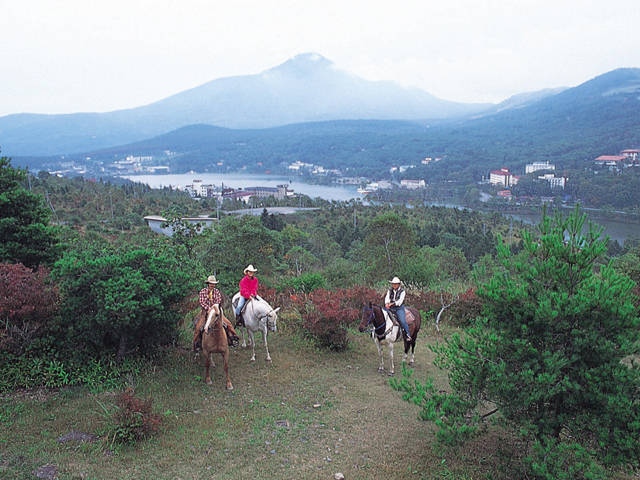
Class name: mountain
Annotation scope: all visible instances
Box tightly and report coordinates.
[0,53,490,157]
[483,87,567,114]
[55,67,639,183]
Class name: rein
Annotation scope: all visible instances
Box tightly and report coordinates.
[248,301,277,326]
[364,306,393,338]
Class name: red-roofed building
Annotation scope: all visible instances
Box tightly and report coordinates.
[621,149,640,161]
[489,168,518,187]
[594,155,625,166]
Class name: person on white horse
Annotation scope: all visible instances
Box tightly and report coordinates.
[194,275,240,351]
[234,264,260,327]
[383,276,411,341]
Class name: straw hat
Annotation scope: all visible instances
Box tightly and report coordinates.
[205,275,219,284]
[244,264,258,274]
[389,276,402,284]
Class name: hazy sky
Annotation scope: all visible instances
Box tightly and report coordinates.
[2,0,639,116]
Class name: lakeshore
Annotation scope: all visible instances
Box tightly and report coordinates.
[121,172,363,202]
[123,173,639,244]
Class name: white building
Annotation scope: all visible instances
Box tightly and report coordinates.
[489,168,518,187]
[400,179,426,189]
[538,173,567,189]
[525,161,555,174]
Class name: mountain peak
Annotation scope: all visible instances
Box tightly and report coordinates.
[267,52,334,76]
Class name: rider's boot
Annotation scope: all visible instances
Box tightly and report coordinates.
[235,313,244,327]
[193,330,202,352]
[224,325,240,347]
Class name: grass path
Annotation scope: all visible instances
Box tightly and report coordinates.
[0,324,536,479]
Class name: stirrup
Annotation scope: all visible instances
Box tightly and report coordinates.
[235,314,244,327]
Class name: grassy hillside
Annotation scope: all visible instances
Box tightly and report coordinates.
[0,319,504,480]
[2,317,636,480]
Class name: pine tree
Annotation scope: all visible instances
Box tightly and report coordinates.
[0,156,60,267]
[394,206,640,477]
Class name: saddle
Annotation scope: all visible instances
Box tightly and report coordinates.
[385,308,413,341]
[387,308,414,325]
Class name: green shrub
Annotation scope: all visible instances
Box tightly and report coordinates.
[526,438,607,480]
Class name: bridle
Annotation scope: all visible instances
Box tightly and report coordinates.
[249,301,278,331]
[362,305,392,338]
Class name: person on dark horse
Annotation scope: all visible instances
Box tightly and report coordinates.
[234,264,259,327]
[384,276,411,341]
[194,275,239,351]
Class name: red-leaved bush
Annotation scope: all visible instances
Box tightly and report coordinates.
[109,387,162,445]
[0,263,59,354]
[301,288,363,351]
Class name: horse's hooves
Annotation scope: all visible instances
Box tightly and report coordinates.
[206,380,213,385]
[409,361,415,366]
[388,372,395,376]
[226,385,234,391]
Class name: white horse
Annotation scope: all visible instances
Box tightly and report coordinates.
[232,293,280,362]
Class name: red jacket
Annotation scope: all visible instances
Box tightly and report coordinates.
[239,275,259,299]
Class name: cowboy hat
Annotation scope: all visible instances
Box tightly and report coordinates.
[389,276,402,284]
[205,275,219,284]
[244,264,258,274]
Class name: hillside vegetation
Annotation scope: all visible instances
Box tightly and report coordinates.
[2,159,640,479]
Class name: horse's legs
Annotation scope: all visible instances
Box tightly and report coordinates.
[376,341,385,373]
[402,340,409,364]
[204,352,213,385]
[388,342,395,376]
[409,339,416,366]
[221,351,233,390]
[239,326,248,348]
[248,330,256,362]
[262,328,271,362]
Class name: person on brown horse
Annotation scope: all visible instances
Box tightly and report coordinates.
[384,276,411,341]
[193,275,240,351]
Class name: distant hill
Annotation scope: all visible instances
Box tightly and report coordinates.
[42,68,635,183]
[4,64,640,187]
[0,53,490,157]
[422,68,640,178]
[76,120,434,176]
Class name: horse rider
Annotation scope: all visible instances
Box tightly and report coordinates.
[384,276,411,341]
[234,264,259,327]
[194,275,240,351]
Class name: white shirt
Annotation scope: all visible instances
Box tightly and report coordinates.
[385,287,405,307]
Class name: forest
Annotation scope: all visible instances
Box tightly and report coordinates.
[2,155,640,479]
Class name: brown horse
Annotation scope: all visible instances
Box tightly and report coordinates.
[358,303,421,375]
[201,308,233,390]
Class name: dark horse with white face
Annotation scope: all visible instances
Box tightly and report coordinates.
[358,303,421,375]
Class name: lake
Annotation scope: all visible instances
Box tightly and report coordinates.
[507,212,640,246]
[123,173,639,243]
[122,173,363,202]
